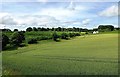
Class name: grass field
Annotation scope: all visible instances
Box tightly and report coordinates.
[2,33,118,75]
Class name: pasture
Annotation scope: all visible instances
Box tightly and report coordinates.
[2,33,118,75]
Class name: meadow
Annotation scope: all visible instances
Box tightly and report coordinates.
[2,32,118,75]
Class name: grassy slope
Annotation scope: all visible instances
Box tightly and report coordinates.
[2,33,118,75]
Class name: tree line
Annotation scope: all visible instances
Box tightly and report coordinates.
[1,25,119,32]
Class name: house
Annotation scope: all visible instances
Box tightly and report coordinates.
[93,31,99,34]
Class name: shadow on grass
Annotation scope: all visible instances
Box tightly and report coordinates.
[2,44,27,51]
[3,46,18,51]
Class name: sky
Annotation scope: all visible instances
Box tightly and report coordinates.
[0,0,119,30]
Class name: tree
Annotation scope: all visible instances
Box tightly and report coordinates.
[93,28,98,31]
[14,29,18,32]
[33,27,38,31]
[61,33,69,40]
[51,28,54,31]
[2,34,9,50]
[2,29,11,32]
[38,27,42,31]
[52,32,60,41]
[57,27,62,31]
[98,25,114,32]
[10,32,25,46]
[26,27,32,32]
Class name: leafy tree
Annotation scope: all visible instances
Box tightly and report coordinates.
[46,28,50,31]
[68,28,73,31]
[10,32,25,46]
[33,27,38,31]
[14,29,18,32]
[57,27,62,31]
[80,28,88,32]
[2,29,11,32]
[69,33,75,37]
[51,28,54,31]
[61,33,69,40]
[26,27,32,32]
[93,28,98,31]
[98,25,114,32]
[52,32,60,41]
[38,27,42,31]
[41,27,47,31]
[28,38,37,44]
[2,34,9,50]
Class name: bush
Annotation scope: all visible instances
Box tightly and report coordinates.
[61,33,69,40]
[75,33,81,36]
[69,33,75,38]
[40,36,52,40]
[2,34,9,50]
[52,32,60,41]
[28,38,37,44]
[85,32,88,34]
[10,32,25,46]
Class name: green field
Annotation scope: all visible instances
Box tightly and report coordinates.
[2,33,118,75]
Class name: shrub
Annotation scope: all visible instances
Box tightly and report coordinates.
[75,33,81,36]
[10,32,25,46]
[52,32,60,41]
[85,32,88,34]
[40,36,52,40]
[28,38,37,44]
[2,34,9,50]
[61,33,69,40]
[69,33,75,38]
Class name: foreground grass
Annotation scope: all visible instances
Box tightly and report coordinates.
[2,33,118,75]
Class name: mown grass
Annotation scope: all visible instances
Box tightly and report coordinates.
[2,33,118,75]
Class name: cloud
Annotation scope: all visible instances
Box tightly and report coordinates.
[99,5,118,17]
[67,1,76,11]
[36,3,90,21]
[0,24,5,29]
[82,19,92,26]
[0,12,63,29]
[0,12,92,29]
[38,8,78,21]
[59,18,92,28]
[0,12,18,25]
[18,15,61,27]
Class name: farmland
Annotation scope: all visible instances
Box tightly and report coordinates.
[2,33,118,75]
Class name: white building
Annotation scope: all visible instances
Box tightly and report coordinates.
[93,31,99,34]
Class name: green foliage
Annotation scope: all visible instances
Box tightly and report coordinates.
[52,32,60,41]
[33,27,38,31]
[75,33,81,36]
[69,33,75,37]
[98,25,114,32]
[28,38,37,44]
[2,34,9,50]
[26,27,32,32]
[13,29,18,32]
[61,33,69,40]
[10,32,25,46]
